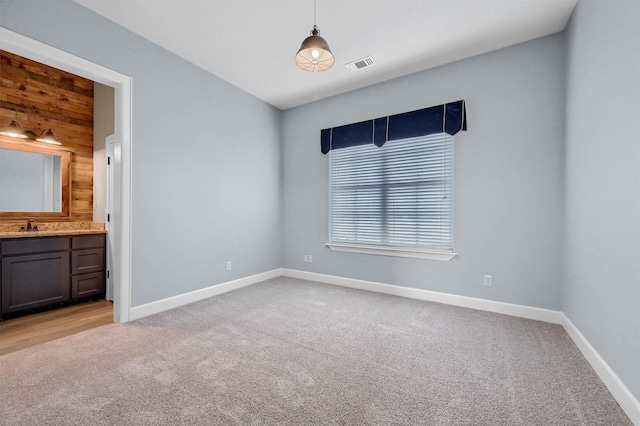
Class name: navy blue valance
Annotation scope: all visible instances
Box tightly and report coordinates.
[321,100,467,154]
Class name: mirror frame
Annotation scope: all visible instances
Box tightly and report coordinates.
[0,138,71,220]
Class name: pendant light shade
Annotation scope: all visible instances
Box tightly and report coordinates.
[36,129,61,145]
[296,25,334,72]
[0,121,28,138]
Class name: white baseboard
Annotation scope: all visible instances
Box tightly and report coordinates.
[129,268,283,321]
[282,269,564,324]
[282,269,639,425]
[561,314,640,425]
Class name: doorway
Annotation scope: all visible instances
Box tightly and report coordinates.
[0,28,132,323]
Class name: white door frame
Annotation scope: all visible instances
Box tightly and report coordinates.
[0,27,133,323]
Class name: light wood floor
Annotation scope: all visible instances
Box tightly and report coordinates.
[0,300,113,356]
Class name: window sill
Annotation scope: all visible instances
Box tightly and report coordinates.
[326,242,457,261]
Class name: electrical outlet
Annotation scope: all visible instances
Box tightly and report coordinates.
[226,261,232,271]
[303,255,308,262]
[483,275,493,286]
[308,255,313,263]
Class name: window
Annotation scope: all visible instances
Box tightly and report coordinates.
[322,99,466,260]
[328,133,456,261]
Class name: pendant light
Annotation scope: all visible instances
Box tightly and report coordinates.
[0,121,28,138]
[36,129,61,145]
[295,0,334,72]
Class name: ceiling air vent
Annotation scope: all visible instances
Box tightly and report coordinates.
[346,56,376,72]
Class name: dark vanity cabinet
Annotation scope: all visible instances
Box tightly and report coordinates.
[1,237,70,314]
[0,234,105,316]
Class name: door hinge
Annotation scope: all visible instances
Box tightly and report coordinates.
[107,270,110,279]
[107,156,111,165]
[107,213,110,222]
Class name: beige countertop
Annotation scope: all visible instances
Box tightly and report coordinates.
[0,229,106,239]
[0,222,106,239]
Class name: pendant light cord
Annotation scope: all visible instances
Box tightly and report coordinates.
[314,0,317,26]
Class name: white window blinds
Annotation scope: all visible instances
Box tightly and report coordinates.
[330,133,454,251]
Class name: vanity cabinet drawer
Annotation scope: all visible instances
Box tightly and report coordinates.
[72,248,105,275]
[72,272,105,299]
[72,234,105,250]
[1,237,70,256]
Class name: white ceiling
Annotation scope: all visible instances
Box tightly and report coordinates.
[73,0,577,110]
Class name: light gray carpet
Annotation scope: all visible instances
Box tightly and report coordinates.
[0,277,631,425]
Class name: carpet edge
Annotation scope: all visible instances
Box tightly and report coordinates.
[561,314,640,425]
[129,268,284,321]
[282,269,563,323]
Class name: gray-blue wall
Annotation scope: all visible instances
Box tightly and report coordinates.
[0,1,283,306]
[282,34,566,310]
[563,0,640,401]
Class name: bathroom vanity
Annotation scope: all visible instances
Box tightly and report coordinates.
[0,229,106,318]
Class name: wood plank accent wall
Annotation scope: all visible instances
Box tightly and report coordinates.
[0,50,95,221]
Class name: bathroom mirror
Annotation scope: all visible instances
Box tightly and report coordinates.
[0,140,70,219]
